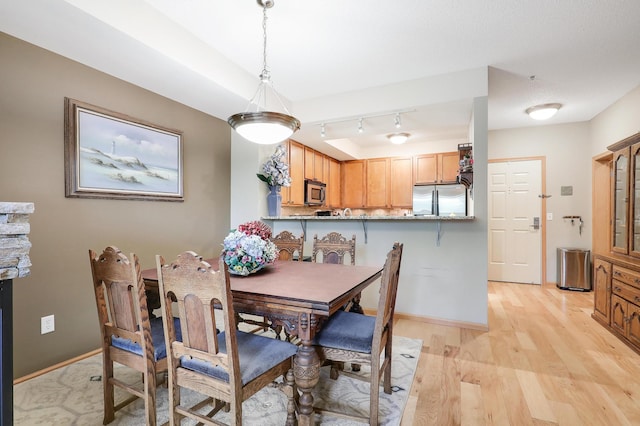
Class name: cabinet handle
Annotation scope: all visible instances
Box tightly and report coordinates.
[614,271,622,277]
[635,296,640,303]
[635,278,640,284]
[614,286,622,292]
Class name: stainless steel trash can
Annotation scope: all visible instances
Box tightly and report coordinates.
[557,248,591,291]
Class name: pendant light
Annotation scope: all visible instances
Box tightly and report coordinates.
[228,0,300,144]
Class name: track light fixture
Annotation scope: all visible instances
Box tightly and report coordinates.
[227,0,300,144]
[316,109,414,140]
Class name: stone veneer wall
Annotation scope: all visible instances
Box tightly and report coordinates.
[0,202,34,279]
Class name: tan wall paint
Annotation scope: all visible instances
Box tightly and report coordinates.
[0,33,231,377]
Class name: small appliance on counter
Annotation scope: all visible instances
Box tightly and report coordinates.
[315,210,331,216]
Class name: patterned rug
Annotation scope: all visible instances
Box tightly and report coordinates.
[14,335,421,425]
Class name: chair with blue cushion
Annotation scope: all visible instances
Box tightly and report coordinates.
[156,251,298,425]
[89,246,178,425]
[313,242,403,425]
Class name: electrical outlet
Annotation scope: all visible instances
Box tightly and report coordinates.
[547,213,553,220]
[41,315,55,334]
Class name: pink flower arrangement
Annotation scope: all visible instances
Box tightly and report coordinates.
[237,220,273,240]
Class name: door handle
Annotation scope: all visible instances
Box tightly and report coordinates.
[530,217,540,230]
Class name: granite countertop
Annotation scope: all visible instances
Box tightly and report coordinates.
[263,215,475,221]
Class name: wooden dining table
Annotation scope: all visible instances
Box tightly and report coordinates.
[142,258,383,426]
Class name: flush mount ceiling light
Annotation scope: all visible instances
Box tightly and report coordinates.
[525,103,562,120]
[227,0,300,144]
[525,75,561,120]
[387,132,410,145]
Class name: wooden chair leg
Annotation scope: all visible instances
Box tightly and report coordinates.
[285,368,297,426]
[103,359,115,424]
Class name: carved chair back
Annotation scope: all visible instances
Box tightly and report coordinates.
[311,232,356,265]
[271,230,304,261]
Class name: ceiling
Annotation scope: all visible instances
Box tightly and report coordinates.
[2,0,640,160]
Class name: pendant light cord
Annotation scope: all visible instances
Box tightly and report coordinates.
[262,3,269,80]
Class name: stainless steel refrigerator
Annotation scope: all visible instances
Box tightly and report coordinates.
[412,184,467,217]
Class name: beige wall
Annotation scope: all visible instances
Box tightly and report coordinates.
[590,84,640,155]
[0,33,231,377]
[489,122,592,283]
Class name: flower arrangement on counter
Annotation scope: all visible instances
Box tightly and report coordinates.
[222,220,278,276]
[257,144,291,188]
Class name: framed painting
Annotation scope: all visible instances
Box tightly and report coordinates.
[64,97,184,201]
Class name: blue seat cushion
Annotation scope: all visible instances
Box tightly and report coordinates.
[313,310,375,354]
[111,317,181,361]
[180,331,298,385]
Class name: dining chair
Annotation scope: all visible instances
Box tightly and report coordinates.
[311,231,356,265]
[156,251,298,425]
[88,245,178,426]
[313,242,404,425]
[271,230,304,261]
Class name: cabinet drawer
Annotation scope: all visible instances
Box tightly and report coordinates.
[612,280,640,305]
[612,265,640,289]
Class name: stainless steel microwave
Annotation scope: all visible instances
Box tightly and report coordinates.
[304,179,326,205]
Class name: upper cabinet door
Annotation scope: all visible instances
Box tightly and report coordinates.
[612,148,630,254]
[630,143,640,258]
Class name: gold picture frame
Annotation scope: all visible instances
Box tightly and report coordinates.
[64,98,184,201]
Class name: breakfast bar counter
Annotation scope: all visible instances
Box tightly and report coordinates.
[263,214,475,221]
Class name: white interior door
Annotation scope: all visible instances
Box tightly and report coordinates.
[488,160,542,284]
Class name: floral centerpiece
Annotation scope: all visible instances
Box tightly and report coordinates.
[222,220,278,276]
[257,145,291,217]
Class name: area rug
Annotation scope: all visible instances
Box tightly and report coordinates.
[14,335,421,425]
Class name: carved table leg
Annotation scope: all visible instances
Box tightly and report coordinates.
[293,341,320,426]
[293,313,320,426]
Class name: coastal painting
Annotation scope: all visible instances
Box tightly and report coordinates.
[64,98,183,201]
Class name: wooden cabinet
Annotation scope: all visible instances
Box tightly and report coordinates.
[611,294,640,346]
[366,158,390,207]
[283,140,304,206]
[593,255,640,354]
[326,157,341,208]
[342,160,365,208]
[592,134,640,354]
[414,152,459,184]
[593,258,612,325]
[304,147,324,182]
[390,157,413,207]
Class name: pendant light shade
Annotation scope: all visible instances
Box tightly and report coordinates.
[227,0,300,144]
[228,112,300,145]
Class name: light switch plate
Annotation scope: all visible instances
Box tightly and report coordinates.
[41,315,55,334]
[547,213,553,220]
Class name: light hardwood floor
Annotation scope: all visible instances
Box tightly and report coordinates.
[397,281,640,426]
